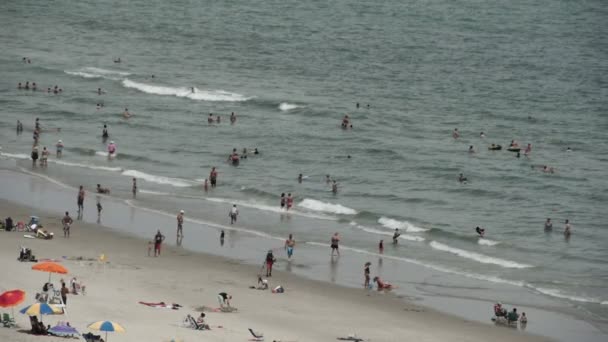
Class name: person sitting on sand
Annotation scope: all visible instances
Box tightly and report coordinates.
[520,312,528,324]
[494,302,507,317]
[96,184,110,194]
[196,313,210,329]
[373,276,393,290]
[256,276,269,290]
[507,308,519,324]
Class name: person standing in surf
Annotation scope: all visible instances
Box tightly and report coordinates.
[229,205,239,224]
[132,178,137,198]
[102,124,109,140]
[364,262,371,289]
[331,232,340,256]
[56,140,64,157]
[177,210,185,238]
[392,228,400,244]
[285,234,295,260]
[230,112,236,124]
[77,185,85,216]
[286,193,294,211]
[280,193,286,209]
[209,167,218,188]
[544,218,553,231]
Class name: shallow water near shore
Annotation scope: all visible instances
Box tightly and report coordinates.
[0,167,605,341]
[1,0,607,340]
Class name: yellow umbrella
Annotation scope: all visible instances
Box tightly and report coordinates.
[88,320,125,341]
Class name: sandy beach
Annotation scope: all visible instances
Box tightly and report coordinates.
[0,198,550,342]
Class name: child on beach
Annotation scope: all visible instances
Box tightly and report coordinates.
[147,241,153,256]
[96,201,102,218]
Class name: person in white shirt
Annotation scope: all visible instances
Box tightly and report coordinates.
[229,205,239,224]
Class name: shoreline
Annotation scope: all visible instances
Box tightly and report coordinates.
[0,165,601,341]
[3,167,604,340]
[0,198,550,342]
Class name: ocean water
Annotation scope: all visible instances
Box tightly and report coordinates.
[1,0,607,338]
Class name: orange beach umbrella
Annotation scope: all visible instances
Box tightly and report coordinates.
[32,262,68,282]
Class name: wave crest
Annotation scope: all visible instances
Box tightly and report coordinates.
[378,217,428,233]
[298,199,357,215]
[429,241,532,269]
[121,170,192,187]
[279,102,301,111]
[122,79,251,102]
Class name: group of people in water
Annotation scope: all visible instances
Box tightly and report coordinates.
[17,82,63,94]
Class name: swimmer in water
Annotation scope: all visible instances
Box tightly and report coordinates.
[191,87,195,93]
[564,219,571,237]
[331,180,338,194]
[230,112,236,124]
[356,102,360,109]
[228,148,239,165]
[17,82,22,89]
[544,218,553,231]
[32,82,37,91]
[566,147,572,152]
[392,229,400,244]
[114,57,121,63]
[253,148,259,155]
[298,173,303,183]
[97,88,103,95]
[458,173,467,183]
[480,132,486,138]
[280,193,286,209]
[452,128,460,139]
[123,108,131,118]
[341,115,350,129]
[524,143,532,156]
[242,148,248,159]
[468,145,475,153]
[207,113,214,124]
[216,115,221,123]
[475,226,485,237]
[102,124,109,139]
[326,175,331,184]
[96,184,110,194]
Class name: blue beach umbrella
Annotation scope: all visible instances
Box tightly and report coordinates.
[20,302,63,316]
[87,320,125,341]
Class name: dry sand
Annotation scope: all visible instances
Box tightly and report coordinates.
[0,199,549,342]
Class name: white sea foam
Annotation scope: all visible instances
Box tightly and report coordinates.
[122,79,251,102]
[378,216,428,233]
[298,198,358,215]
[278,102,301,111]
[121,170,192,187]
[47,159,123,172]
[138,189,172,196]
[206,197,337,221]
[65,67,130,80]
[353,224,425,242]
[478,238,500,246]
[95,151,117,158]
[531,287,605,304]
[429,241,532,269]
[0,152,30,160]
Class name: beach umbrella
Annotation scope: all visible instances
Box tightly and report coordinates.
[0,289,26,320]
[88,320,125,341]
[20,302,63,318]
[49,323,79,337]
[32,262,68,282]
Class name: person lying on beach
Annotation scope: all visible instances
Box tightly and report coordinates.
[96,184,110,194]
[272,285,285,293]
[373,276,393,291]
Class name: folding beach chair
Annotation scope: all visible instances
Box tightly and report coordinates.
[248,328,264,341]
[2,313,17,328]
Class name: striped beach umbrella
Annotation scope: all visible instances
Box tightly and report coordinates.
[87,320,125,341]
[19,302,63,316]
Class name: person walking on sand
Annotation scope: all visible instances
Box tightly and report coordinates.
[154,230,165,257]
[177,210,184,238]
[285,234,295,260]
[209,167,218,188]
[364,262,371,289]
[265,250,276,277]
[60,283,69,306]
[229,205,239,224]
[132,178,137,198]
[77,186,85,214]
[331,232,340,256]
[62,211,73,238]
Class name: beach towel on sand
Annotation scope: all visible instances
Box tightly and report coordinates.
[139,301,182,310]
